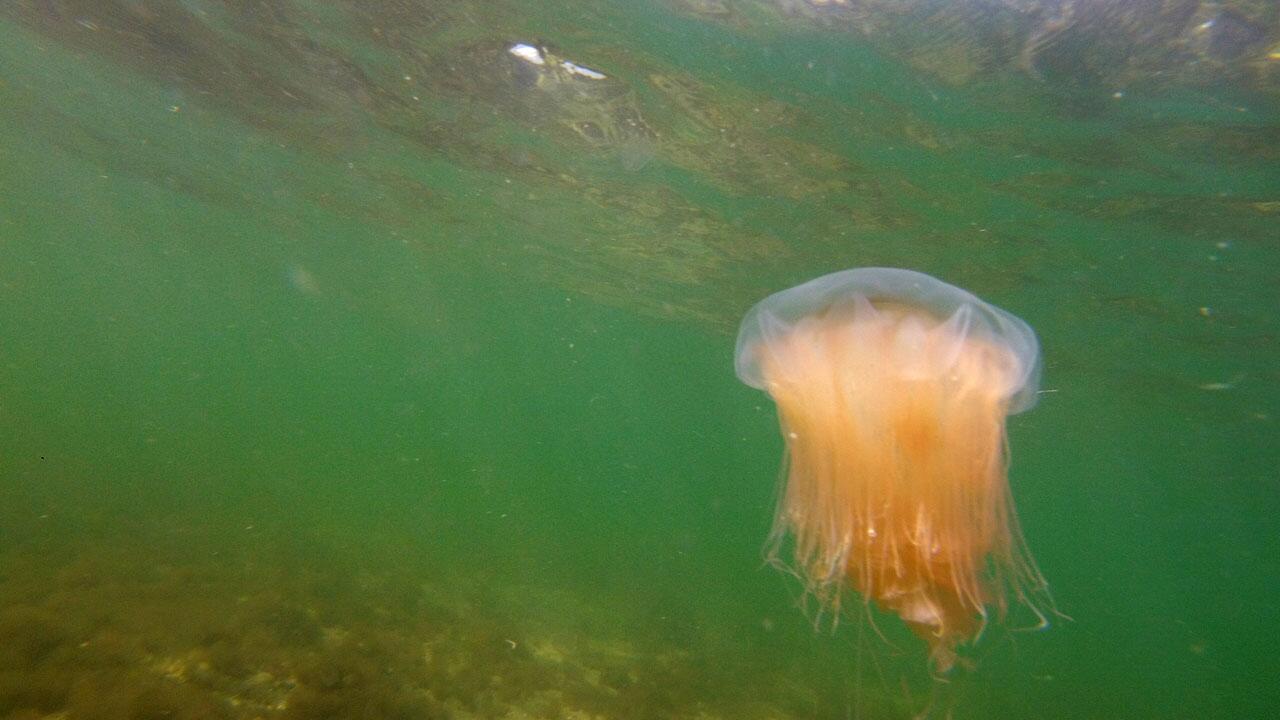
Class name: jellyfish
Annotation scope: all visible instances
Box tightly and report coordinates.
[735,268,1050,673]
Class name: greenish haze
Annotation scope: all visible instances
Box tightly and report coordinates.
[0,2,1276,719]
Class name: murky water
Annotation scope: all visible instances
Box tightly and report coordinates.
[1,2,1277,718]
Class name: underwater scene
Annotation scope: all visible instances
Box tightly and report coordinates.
[0,1,1277,718]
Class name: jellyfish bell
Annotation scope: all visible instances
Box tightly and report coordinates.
[736,267,1051,674]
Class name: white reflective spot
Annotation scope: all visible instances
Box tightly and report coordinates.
[900,597,942,626]
[508,43,545,65]
[561,60,606,80]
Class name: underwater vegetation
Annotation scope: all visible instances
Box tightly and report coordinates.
[4,0,1274,336]
[0,516,870,720]
[683,0,1280,93]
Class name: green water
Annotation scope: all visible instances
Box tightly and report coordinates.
[1,2,1276,718]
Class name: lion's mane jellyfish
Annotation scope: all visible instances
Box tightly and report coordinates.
[735,268,1051,673]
